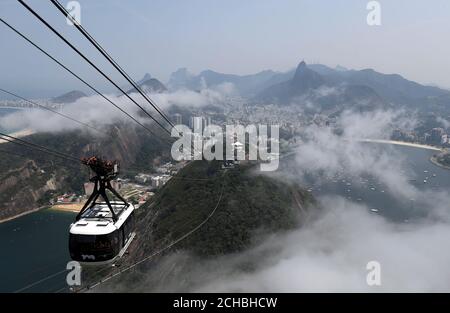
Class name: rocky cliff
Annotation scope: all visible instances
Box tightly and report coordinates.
[0,124,171,221]
[83,160,317,291]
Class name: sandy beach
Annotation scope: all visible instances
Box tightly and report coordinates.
[358,139,443,151]
[50,203,85,213]
[0,206,48,224]
[0,203,81,224]
[0,129,35,144]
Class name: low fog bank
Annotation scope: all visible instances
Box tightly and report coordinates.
[186,196,450,292]
[112,109,449,293]
[0,86,231,134]
[106,194,450,292]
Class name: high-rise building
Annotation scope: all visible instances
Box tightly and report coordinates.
[173,113,182,125]
[431,128,445,143]
[205,116,212,127]
[190,116,204,131]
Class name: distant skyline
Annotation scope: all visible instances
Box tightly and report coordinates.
[1,0,449,98]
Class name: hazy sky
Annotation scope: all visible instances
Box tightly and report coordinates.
[1,0,449,98]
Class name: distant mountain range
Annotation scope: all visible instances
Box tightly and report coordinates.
[258,61,324,102]
[51,90,87,104]
[257,61,386,112]
[50,63,450,114]
[127,73,167,94]
[51,74,168,104]
[167,62,450,112]
[167,67,279,95]
[310,66,448,106]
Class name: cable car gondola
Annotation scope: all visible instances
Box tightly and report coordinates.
[69,157,135,264]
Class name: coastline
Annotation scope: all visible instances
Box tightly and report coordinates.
[430,155,450,171]
[0,206,47,224]
[49,203,84,213]
[1,139,445,224]
[0,203,81,224]
[359,139,442,151]
[0,129,35,145]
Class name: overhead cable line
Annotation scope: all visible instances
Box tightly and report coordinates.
[50,0,176,131]
[0,148,33,159]
[0,88,105,135]
[0,17,169,143]
[0,148,81,171]
[17,0,172,136]
[13,269,68,293]
[0,132,80,163]
[12,169,225,293]
[77,181,225,292]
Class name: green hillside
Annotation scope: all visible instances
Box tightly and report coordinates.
[134,160,316,257]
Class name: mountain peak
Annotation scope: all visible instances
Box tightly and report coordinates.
[171,68,192,79]
[137,73,152,85]
[292,61,324,92]
[51,90,87,104]
[142,73,152,80]
[293,60,310,77]
[127,77,167,94]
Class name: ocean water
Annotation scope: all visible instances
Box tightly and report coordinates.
[0,209,75,293]
[282,144,450,222]
[0,144,448,292]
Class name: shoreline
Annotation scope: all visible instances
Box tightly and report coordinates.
[430,155,450,171]
[0,129,35,145]
[49,203,84,213]
[1,139,446,224]
[0,206,48,224]
[0,203,81,224]
[359,139,443,151]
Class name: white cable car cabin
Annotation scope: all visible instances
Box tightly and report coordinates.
[69,202,135,264]
[69,157,136,264]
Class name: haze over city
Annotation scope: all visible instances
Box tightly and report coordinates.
[1,0,450,98]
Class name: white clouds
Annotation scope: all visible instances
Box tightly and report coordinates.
[151,87,227,109]
[122,193,450,292]
[339,109,414,139]
[312,85,341,98]
[171,197,450,292]
[140,109,450,292]
[95,109,450,293]
[211,82,238,96]
[0,88,228,134]
[436,116,450,129]
[294,110,418,200]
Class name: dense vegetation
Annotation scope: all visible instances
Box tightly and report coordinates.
[435,151,450,167]
[0,124,171,220]
[135,160,316,257]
